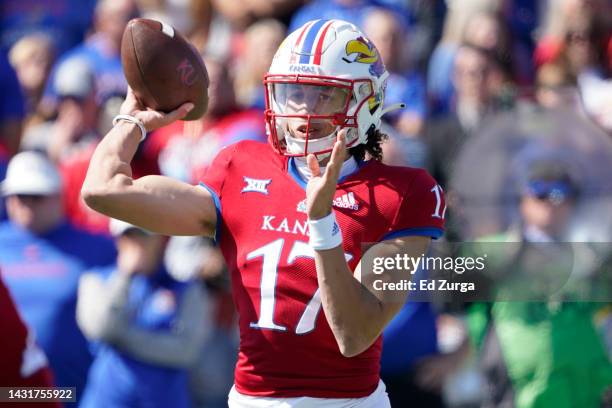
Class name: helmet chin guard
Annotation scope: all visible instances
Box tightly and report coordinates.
[264,19,390,157]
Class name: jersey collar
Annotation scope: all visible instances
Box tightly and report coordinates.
[287,156,365,190]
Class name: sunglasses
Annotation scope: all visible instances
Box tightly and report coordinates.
[14,194,48,203]
[525,181,573,205]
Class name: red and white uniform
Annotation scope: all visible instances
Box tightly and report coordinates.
[201,141,445,398]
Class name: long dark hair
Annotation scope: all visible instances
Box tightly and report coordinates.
[348,127,388,161]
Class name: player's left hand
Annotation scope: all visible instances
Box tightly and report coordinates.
[306,129,347,220]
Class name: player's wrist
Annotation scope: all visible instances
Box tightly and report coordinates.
[308,211,342,250]
[112,114,147,142]
[307,207,332,220]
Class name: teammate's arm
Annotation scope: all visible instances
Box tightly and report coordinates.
[81,88,217,236]
[307,132,431,357]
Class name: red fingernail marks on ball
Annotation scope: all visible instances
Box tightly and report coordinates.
[177,59,196,86]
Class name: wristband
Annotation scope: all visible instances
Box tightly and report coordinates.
[308,211,343,250]
[112,114,147,142]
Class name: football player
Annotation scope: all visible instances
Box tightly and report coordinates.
[83,19,445,407]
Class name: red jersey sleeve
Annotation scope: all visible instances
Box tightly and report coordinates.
[198,144,236,198]
[384,169,446,240]
[197,144,237,241]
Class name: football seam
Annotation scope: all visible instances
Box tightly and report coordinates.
[130,24,161,109]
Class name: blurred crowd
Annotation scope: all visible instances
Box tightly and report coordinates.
[0,0,611,407]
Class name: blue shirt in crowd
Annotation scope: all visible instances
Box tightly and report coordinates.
[81,265,192,408]
[0,221,116,399]
[381,267,439,375]
[0,0,97,54]
[289,0,409,33]
[45,34,128,105]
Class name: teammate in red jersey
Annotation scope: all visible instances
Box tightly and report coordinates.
[82,19,445,407]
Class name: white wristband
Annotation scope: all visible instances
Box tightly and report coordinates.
[308,211,343,250]
[112,114,147,142]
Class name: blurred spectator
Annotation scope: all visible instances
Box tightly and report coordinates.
[381,298,469,408]
[428,7,522,116]
[8,33,56,131]
[25,58,132,234]
[426,0,496,116]
[0,0,97,55]
[135,0,203,36]
[517,160,579,241]
[212,0,302,29]
[289,0,395,34]
[534,3,612,134]
[381,123,428,168]
[32,58,157,234]
[503,0,540,67]
[164,235,238,408]
[467,160,612,407]
[536,0,612,70]
[24,58,99,162]
[0,50,25,160]
[0,151,116,398]
[462,11,532,92]
[234,19,286,110]
[58,134,163,234]
[363,7,427,137]
[77,219,209,408]
[0,272,61,408]
[43,0,136,107]
[561,15,610,81]
[149,56,266,183]
[580,76,612,134]
[377,0,447,71]
[135,0,232,60]
[425,45,506,190]
[534,62,580,110]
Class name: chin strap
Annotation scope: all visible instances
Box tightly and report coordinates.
[379,103,406,117]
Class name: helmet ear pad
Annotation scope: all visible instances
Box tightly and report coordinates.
[264,19,389,157]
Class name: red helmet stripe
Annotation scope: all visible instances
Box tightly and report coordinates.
[313,21,334,65]
[294,20,314,52]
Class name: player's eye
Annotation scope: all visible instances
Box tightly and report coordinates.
[288,89,305,102]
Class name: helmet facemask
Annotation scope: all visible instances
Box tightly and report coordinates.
[265,74,377,157]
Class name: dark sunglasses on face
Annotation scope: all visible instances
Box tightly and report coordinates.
[526,180,573,205]
[14,194,47,203]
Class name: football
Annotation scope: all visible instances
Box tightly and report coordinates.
[121,18,208,121]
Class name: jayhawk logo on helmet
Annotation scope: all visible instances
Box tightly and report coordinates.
[344,37,378,63]
[343,36,386,78]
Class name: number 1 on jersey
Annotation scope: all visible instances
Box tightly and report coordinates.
[431,184,447,219]
[247,239,287,331]
[247,239,351,335]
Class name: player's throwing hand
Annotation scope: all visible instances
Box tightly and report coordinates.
[119,86,194,132]
[305,129,348,220]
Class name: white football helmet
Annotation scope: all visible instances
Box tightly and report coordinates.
[265,19,393,157]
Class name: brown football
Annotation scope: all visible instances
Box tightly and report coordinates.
[121,18,208,121]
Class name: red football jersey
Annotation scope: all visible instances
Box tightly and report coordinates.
[201,141,445,398]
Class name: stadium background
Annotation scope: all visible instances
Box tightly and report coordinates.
[0,0,611,407]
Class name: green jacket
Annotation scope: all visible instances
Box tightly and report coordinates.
[468,232,612,408]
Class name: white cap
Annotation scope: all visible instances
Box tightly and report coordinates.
[1,151,62,196]
[54,57,95,99]
[109,218,152,237]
